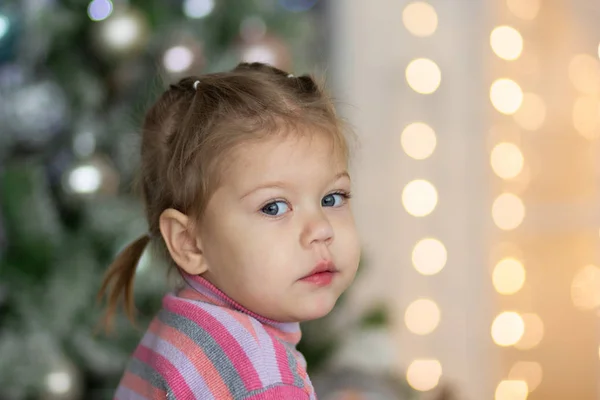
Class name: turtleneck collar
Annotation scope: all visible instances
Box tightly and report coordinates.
[177,272,302,348]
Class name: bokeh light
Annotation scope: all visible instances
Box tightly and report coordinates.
[568,54,600,94]
[571,264,600,310]
[490,79,523,114]
[401,122,437,160]
[404,298,441,335]
[68,165,102,194]
[402,2,438,37]
[183,0,215,19]
[509,361,542,392]
[493,257,526,295]
[402,180,438,217]
[506,0,540,20]
[490,26,523,60]
[163,46,194,73]
[513,93,546,131]
[492,193,525,230]
[490,142,524,179]
[88,0,113,21]
[412,238,447,276]
[495,380,529,400]
[572,96,600,139]
[406,359,442,392]
[491,311,525,347]
[515,313,544,350]
[406,58,441,94]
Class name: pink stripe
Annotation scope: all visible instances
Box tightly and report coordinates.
[270,335,294,385]
[147,319,233,399]
[133,345,195,399]
[164,297,262,390]
[244,385,309,400]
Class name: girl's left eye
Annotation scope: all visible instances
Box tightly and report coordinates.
[321,193,348,207]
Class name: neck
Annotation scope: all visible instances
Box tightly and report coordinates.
[177,271,302,347]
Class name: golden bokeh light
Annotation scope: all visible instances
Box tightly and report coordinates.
[568,54,600,94]
[515,313,544,350]
[513,92,546,131]
[402,2,438,37]
[406,359,442,392]
[491,311,525,347]
[402,180,438,217]
[495,380,529,400]
[492,193,525,230]
[490,79,523,114]
[506,0,540,20]
[490,142,524,180]
[571,264,600,310]
[401,122,437,160]
[406,58,442,94]
[490,26,523,61]
[404,298,441,335]
[493,257,526,295]
[572,96,600,139]
[412,238,447,276]
[509,361,543,392]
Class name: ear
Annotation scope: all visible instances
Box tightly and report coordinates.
[159,208,208,275]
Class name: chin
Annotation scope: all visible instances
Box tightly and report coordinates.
[294,293,339,322]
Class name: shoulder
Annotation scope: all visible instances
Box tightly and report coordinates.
[122,296,311,398]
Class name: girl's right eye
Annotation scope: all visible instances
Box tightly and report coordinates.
[261,201,289,217]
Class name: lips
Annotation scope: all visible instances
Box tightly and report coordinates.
[300,260,338,286]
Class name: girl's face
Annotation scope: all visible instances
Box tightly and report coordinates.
[197,132,361,322]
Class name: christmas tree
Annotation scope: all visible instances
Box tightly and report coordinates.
[0,0,327,398]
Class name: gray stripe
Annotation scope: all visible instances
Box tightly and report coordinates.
[158,308,248,399]
[127,357,169,394]
[284,344,304,388]
[245,382,304,397]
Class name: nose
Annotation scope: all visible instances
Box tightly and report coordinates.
[300,210,334,248]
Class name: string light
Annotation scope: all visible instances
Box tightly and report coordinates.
[491,311,524,346]
[412,238,447,276]
[402,179,438,217]
[515,313,544,351]
[490,26,523,61]
[506,0,540,20]
[509,362,543,393]
[490,142,524,180]
[571,264,600,310]
[401,122,437,160]
[492,193,525,230]
[492,257,526,295]
[406,359,443,391]
[404,298,441,335]
[490,78,523,114]
[402,2,438,37]
[406,58,442,94]
[495,380,528,400]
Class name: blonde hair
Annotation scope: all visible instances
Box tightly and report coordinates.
[97,62,349,330]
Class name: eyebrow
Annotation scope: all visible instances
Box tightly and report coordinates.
[239,171,350,200]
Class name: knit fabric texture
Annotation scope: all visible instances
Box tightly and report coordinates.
[114,272,315,399]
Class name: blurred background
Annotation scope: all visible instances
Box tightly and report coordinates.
[1,0,599,399]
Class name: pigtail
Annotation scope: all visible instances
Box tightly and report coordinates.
[96,234,150,332]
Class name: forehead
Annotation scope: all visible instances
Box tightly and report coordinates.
[225,131,347,185]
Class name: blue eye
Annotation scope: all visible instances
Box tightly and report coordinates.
[322,193,348,207]
[261,201,289,216]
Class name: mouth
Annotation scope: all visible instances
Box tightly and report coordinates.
[299,260,338,286]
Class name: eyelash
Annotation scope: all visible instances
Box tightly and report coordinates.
[258,190,352,215]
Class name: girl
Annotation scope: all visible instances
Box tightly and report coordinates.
[98,62,361,399]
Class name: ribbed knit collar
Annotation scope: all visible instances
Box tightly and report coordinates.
[178,272,302,348]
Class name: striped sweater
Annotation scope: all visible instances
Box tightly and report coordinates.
[114,273,316,400]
